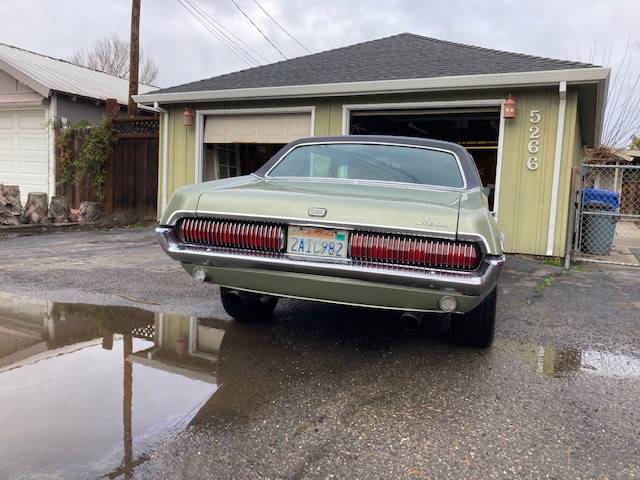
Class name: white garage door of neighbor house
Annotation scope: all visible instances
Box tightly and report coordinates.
[0,109,49,202]
[203,113,312,144]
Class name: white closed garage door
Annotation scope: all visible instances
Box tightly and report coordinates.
[0,109,49,202]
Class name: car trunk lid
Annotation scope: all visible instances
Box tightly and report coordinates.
[196,178,461,236]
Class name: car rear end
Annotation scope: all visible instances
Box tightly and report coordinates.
[156,136,504,345]
[156,207,502,314]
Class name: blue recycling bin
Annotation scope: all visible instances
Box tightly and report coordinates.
[580,188,620,255]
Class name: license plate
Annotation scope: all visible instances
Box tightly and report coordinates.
[287,226,349,258]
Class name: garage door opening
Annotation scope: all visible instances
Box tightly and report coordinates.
[349,109,501,209]
[200,110,312,181]
[203,143,285,181]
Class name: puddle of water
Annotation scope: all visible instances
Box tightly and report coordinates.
[3,291,639,478]
[0,292,235,480]
[504,340,640,379]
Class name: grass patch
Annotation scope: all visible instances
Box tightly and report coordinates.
[535,275,556,295]
[543,257,563,267]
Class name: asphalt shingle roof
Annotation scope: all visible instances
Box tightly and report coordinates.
[156,33,595,94]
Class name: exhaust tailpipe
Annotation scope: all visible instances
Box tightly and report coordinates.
[400,312,423,331]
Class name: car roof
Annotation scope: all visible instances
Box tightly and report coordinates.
[254,135,482,190]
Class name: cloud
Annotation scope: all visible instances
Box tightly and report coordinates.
[1,0,636,87]
[1,0,638,142]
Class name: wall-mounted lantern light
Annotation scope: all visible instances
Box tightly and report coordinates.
[183,107,195,127]
[503,95,516,119]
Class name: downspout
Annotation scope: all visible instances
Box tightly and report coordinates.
[150,101,169,219]
[546,81,567,256]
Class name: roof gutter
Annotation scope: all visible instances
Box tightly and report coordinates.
[593,72,610,145]
[133,67,610,105]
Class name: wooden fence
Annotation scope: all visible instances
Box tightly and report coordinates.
[55,128,97,208]
[55,116,159,218]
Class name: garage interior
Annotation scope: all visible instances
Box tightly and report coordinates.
[203,143,284,180]
[349,109,501,209]
[200,109,501,210]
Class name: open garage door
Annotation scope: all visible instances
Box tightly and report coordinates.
[202,111,312,181]
[349,108,501,209]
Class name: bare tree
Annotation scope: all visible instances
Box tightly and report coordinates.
[69,34,159,85]
[577,37,640,149]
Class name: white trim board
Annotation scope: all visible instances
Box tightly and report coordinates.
[134,67,610,105]
[493,103,507,219]
[193,106,315,183]
[546,81,568,256]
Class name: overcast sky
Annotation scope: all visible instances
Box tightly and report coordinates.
[1,0,639,141]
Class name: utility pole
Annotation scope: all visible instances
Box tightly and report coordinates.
[128,0,141,117]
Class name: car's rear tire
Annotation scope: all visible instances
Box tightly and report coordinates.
[220,287,279,322]
[450,287,497,348]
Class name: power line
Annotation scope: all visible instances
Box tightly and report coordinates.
[251,0,311,54]
[176,0,260,67]
[178,0,259,66]
[229,0,287,60]
[184,0,268,64]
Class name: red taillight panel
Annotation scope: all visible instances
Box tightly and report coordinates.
[177,218,285,253]
[349,232,480,270]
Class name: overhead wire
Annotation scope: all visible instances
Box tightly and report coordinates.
[184,0,268,64]
[251,0,312,54]
[176,0,261,67]
[229,0,288,60]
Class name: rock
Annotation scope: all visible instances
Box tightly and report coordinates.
[22,192,49,224]
[78,201,101,223]
[49,196,71,223]
[0,184,23,225]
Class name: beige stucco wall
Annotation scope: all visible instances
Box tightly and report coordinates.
[158,86,584,256]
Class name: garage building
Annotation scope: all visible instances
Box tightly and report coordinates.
[0,43,155,202]
[134,33,610,257]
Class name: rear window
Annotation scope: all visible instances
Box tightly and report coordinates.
[267,143,464,188]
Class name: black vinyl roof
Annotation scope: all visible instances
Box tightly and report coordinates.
[157,33,595,95]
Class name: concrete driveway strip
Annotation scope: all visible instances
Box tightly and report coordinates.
[0,227,638,479]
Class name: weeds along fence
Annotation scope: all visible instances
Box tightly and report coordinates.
[55,116,159,218]
[55,127,97,208]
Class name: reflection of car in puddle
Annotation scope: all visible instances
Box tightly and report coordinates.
[0,292,263,480]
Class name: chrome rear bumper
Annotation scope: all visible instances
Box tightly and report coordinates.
[155,227,503,297]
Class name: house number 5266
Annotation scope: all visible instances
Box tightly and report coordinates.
[527,109,541,171]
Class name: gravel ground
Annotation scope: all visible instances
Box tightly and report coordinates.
[1,227,639,479]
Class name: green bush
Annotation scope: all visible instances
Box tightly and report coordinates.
[57,120,117,202]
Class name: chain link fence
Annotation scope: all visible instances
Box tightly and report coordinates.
[575,164,640,266]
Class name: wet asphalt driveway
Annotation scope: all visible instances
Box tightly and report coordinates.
[0,228,639,479]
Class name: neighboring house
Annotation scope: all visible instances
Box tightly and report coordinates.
[134,33,610,256]
[0,43,156,202]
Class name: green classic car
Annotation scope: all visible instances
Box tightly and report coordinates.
[156,136,504,347]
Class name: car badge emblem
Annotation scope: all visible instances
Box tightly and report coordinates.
[308,207,327,217]
[417,216,452,230]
